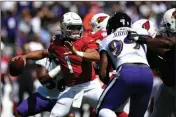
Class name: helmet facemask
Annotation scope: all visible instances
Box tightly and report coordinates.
[160,21,176,38]
[61,23,83,40]
[160,8,176,38]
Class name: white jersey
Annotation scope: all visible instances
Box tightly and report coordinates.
[35,58,62,99]
[99,27,149,70]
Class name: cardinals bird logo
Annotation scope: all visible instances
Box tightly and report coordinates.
[142,20,150,31]
[171,10,176,19]
[97,16,107,23]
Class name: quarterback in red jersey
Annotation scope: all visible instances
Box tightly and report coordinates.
[12,12,104,117]
[49,34,98,86]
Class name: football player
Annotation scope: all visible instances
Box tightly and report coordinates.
[89,13,110,44]
[12,12,103,117]
[97,12,153,117]
[89,13,128,117]
[127,8,175,117]
[149,8,176,117]
[12,55,67,117]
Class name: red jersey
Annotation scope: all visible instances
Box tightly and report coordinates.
[49,36,98,86]
[89,29,107,41]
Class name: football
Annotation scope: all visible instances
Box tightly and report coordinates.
[8,57,25,76]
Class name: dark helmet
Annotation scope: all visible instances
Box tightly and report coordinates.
[106,12,131,35]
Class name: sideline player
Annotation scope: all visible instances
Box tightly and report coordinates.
[97,12,153,117]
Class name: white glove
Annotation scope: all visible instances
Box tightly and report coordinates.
[148,28,157,38]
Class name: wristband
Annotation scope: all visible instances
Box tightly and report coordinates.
[76,51,84,57]
[48,65,61,78]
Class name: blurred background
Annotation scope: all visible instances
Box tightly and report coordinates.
[0,1,175,117]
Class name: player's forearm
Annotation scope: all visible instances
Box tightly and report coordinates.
[99,61,108,82]
[99,69,110,84]
[99,69,106,80]
[137,36,173,56]
[75,50,100,61]
[82,51,100,61]
[24,49,49,60]
[146,39,173,56]
[99,51,109,84]
[138,36,173,48]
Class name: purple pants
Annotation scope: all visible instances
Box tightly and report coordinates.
[97,64,153,117]
[16,92,57,117]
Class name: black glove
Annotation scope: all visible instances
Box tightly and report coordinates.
[45,80,56,90]
[127,31,139,41]
[127,31,148,44]
[57,79,65,91]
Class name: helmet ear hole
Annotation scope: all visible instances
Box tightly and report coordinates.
[165,23,171,28]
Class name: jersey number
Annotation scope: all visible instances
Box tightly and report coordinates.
[65,56,74,73]
[108,40,123,57]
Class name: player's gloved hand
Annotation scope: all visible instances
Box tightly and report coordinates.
[51,34,72,41]
[64,41,77,55]
[48,49,60,65]
[45,80,56,90]
[57,79,65,91]
[127,31,140,41]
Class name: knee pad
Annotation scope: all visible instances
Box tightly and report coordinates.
[98,108,117,117]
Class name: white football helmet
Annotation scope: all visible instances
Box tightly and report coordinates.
[132,19,157,38]
[60,12,83,39]
[160,8,176,37]
[90,13,110,32]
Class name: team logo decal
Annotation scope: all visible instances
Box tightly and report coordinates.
[142,20,150,30]
[171,10,176,19]
[97,16,107,23]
